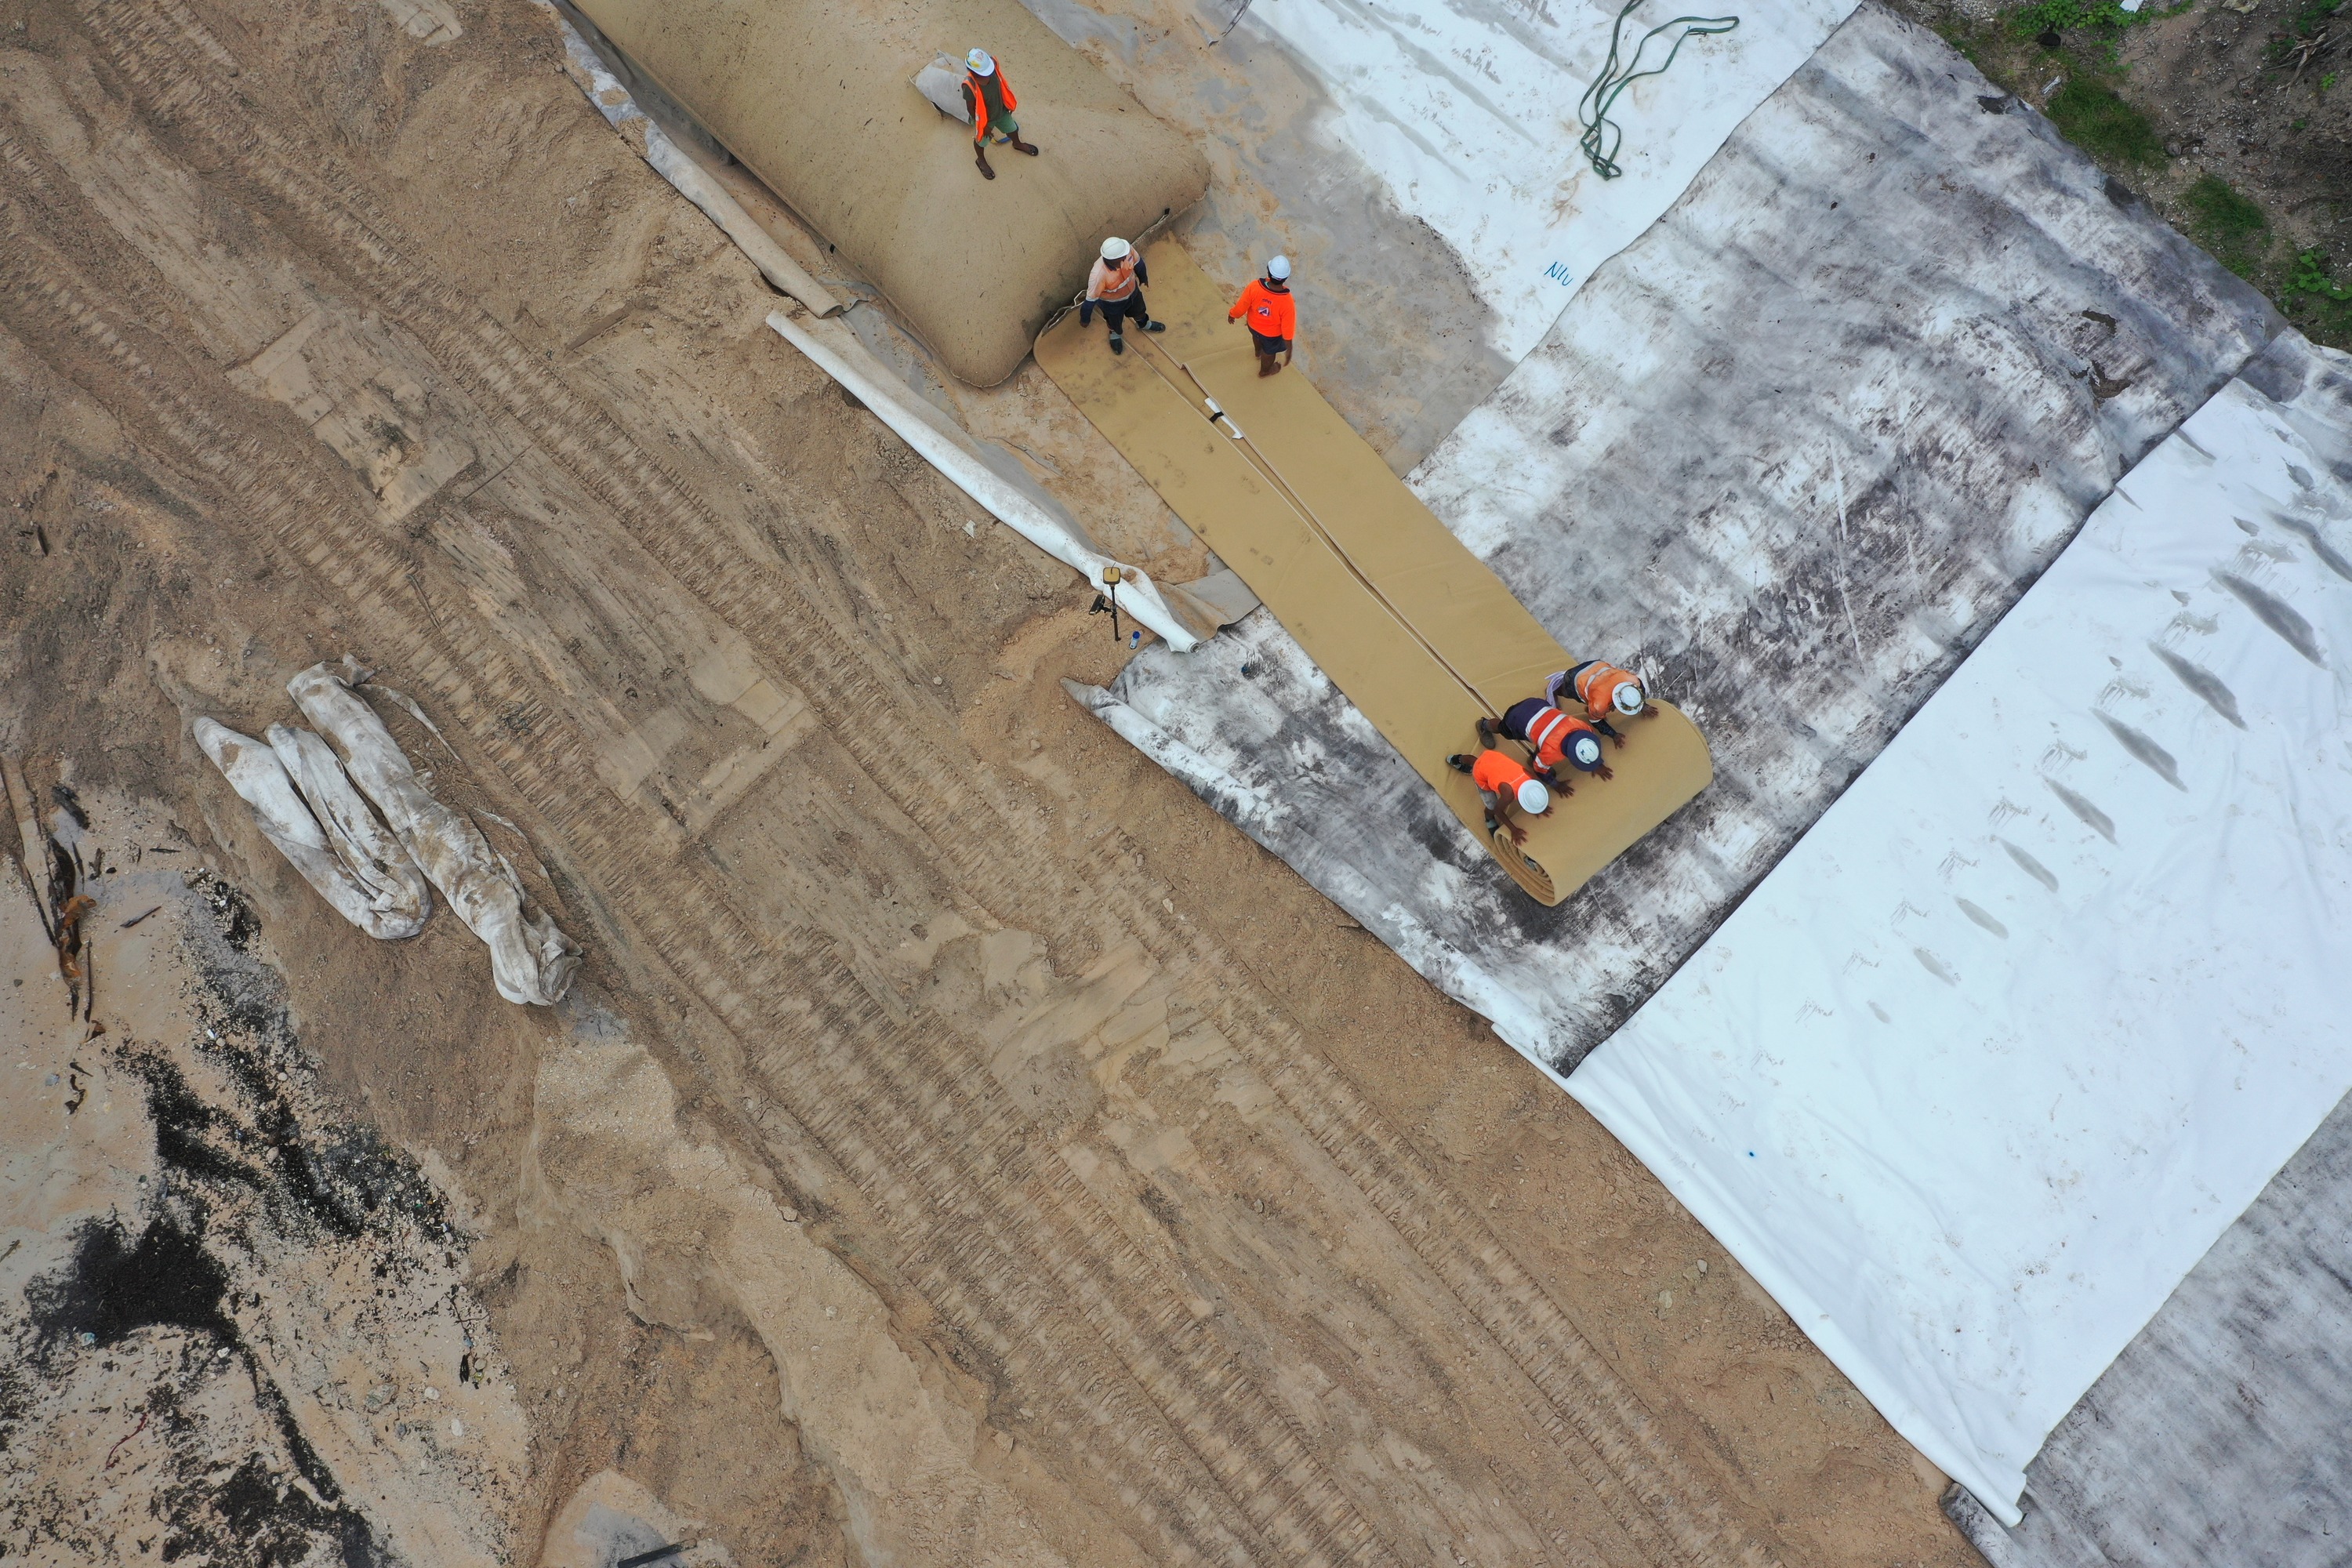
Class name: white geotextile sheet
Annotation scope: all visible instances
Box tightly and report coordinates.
[1082,2,2281,1073]
[1245,0,1857,359]
[1569,346,2352,1523]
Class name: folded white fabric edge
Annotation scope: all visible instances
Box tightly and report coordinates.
[1571,1064,2024,1515]
[1566,339,2352,1526]
[265,722,434,929]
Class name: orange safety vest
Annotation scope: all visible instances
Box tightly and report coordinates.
[1470,749,1533,799]
[1573,661,1642,721]
[1522,706,1599,773]
[1229,280,1296,339]
[1091,256,1141,302]
[966,68,1018,139]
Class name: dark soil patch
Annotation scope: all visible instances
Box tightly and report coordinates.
[27,1216,237,1350]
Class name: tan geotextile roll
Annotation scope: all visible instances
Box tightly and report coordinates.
[573,0,1207,387]
[1037,243,1713,906]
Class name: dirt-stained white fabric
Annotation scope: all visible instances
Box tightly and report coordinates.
[194,718,428,941]
[288,664,579,1006]
[265,723,433,931]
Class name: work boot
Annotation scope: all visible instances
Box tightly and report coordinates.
[1142,318,1166,333]
[975,148,996,180]
[1012,137,1040,156]
[1257,351,1279,378]
[1109,332,1124,355]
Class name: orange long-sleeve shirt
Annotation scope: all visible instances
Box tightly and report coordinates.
[1229,280,1296,339]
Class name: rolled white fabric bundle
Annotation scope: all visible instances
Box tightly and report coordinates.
[194,718,428,941]
[287,664,579,1006]
[266,723,432,931]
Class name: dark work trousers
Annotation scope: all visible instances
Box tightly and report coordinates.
[1098,291,1150,336]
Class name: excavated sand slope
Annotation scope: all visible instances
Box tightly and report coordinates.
[574,0,1207,385]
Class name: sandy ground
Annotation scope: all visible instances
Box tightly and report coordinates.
[0,1,1978,1565]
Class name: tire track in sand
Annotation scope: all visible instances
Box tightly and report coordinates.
[0,204,1386,1568]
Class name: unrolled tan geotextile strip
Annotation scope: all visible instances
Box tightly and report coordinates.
[1138,333,1494,713]
[1037,242,1714,905]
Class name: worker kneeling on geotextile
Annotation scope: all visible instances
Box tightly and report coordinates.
[1483,694,1613,786]
[1080,238,1164,356]
[1447,734,1554,844]
[1545,659,1658,749]
[963,49,1039,181]
[1229,255,1295,377]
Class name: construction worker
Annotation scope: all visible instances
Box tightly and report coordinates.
[1481,695,1612,783]
[1447,732,1552,844]
[1079,238,1165,355]
[1228,255,1295,377]
[963,49,1038,180]
[1546,659,1657,747]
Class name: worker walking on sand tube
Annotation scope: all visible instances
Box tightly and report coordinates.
[1546,659,1657,747]
[1080,238,1165,356]
[963,49,1038,180]
[1229,256,1296,377]
[1447,736,1553,845]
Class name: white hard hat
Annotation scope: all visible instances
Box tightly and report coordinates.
[1567,732,1604,771]
[1101,236,1131,261]
[1612,681,1646,717]
[1266,254,1292,281]
[1515,779,1550,815]
[967,48,996,74]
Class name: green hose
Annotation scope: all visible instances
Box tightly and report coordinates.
[1577,0,1740,180]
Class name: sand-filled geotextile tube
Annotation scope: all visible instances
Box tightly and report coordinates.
[571,0,1207,387]
[1038,244,1712,905]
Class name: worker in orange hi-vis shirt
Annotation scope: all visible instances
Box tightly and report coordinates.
[961,49,1038,181]
[1227,255,1296,377]
[1544,659,1660,749]
[1446,730,1554,845]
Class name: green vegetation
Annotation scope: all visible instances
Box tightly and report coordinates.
[2290,0,2343,37]
[2183,176,2269,278]
[2291,252,2352,302]
[2288,252,2352,338]
[2046,78,2165,163]
[2008,0,2153,36]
